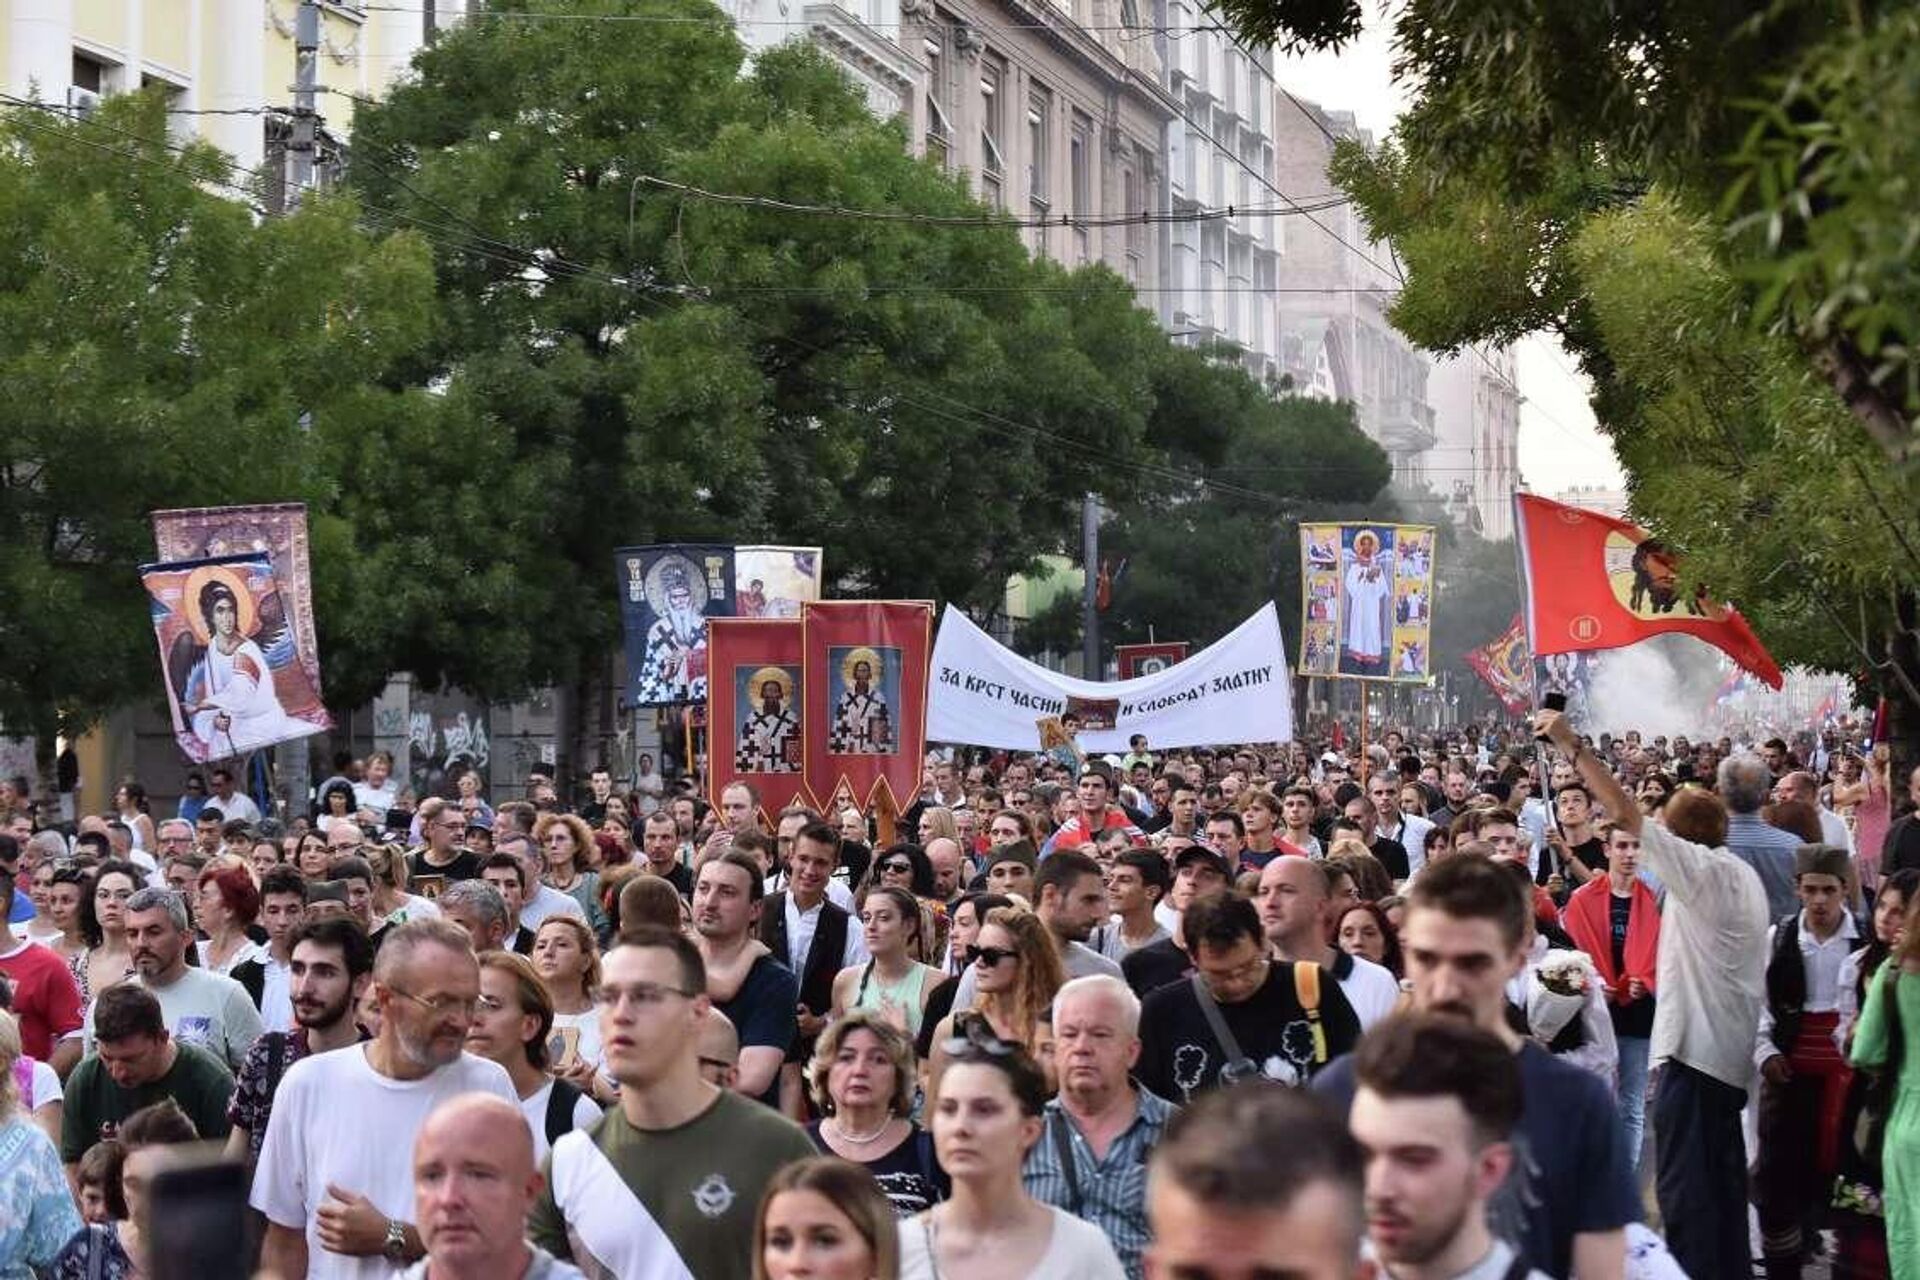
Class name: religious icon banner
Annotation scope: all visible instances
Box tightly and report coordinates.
[1115,642,1189,680]
[1465,615,1533,715]
[152,503,330,711]
[615,545,737,707]
[1297,522,1436,684]
[734,547,825,618]
[140,553,331,763]
[706,618,815,821]
[802,600,933,815]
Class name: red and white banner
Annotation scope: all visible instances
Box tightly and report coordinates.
[802,601,934,816]
[1115,642,1189,679]
[706,618,814,821]
[1513,493,1783,688]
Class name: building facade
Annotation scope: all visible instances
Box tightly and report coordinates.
[1269,92,1436,487]
[1154,2,1280,378]
[1427,346,1522,539]
[2,0,458,190]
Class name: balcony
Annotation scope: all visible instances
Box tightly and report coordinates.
[1375,395,1437,455]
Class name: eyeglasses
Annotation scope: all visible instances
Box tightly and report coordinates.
[386,987,479,1019]
[603,982,698,1009]
[965,945,1016,968]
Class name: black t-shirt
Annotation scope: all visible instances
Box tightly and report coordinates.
[1607,893,1656,1038]
[807,1122,948,1214]
[1316,1041,1640,1279]
[407,847,483,886]
[1536,836,1605,886]
[915,975,961,1061]
[1137,964,1361,1102]
[716,954,799,1107]
[1885,814,1920,877]
[1122,937,1191,999]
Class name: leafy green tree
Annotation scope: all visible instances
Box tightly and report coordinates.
[1212,0,1920,737]
[0,95,438,735]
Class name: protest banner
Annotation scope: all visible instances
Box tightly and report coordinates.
[927,604,1293,752]
[801,601,933,816]
[1115,642,1189,679]
[1513,493,1782,686]
[1466,615,1532,715]
[614,545,737,706]
[706,618,815,821]
[734,546,824,618]
[1297,522,1437,683]
[152,503,329,707]
[141,553,330,763]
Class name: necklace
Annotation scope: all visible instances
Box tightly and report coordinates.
[830,1113,896,1145]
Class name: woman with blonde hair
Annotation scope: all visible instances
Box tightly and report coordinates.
[530,915,604,1080]
[755,1156,902,1280]
[534,812,606,935]
[363,842,437,927]
[0,1010,82,1277]
[806,1012,946,1216]
[914,807,959,847]
[926,906,1063,1067]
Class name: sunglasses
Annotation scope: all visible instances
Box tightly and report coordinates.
[880,860,913,875]
[965,945,1016,968]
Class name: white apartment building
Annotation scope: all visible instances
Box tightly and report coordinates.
[1428,345,1522,539]
[1154,0,1280,378]
[1270,90,1436,487]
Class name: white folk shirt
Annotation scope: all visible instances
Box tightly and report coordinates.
[1638,819,1771,1090]
[781,893,865,976]
[1753,909,1860,1070]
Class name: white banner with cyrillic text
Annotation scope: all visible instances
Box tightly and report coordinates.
[927,604,1294,751]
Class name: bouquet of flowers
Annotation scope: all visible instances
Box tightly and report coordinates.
[1527,949,1598,1044]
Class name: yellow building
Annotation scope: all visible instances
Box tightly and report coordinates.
[2,0,459,182]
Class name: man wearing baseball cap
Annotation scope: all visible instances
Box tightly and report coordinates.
[1124,845,1231,998]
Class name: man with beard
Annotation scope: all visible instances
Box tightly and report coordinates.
[254,919,516,1280]
[1350,1014,1548,1280]
[225,917,374,1168]
[83,887,262,1071]
[638,564,711,704]
[829,649,891,754]
[693,852,797,1105]
[736,668,801,774]
[1312,856,1633,1280]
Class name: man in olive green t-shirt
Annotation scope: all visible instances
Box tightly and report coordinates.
[60,985,234,1168]
[530,930,815,1280]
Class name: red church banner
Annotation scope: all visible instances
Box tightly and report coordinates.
[706,618,814,822]
[802,601,934,816]
[1465,615,1533,715]
[1115,642,1189,679]
[1513,494,1782,688]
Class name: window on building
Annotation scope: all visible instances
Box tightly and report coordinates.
[1069,113,1091,263]
[71,52,106,93]
[925,35,953,169]
[980,58,1005,209]
[1028,88,1052,256]
[1122,161,1144,281]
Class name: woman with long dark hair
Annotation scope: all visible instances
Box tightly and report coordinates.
[831,888,943,1036]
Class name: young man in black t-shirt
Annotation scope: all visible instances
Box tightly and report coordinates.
[1137,891,1360,1102]
[693,852,797,1107]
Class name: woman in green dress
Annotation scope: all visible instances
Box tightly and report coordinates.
[1851,892,1920,1277]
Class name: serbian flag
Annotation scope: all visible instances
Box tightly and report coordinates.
[1513,493,1783,688]
[707,618,815,823]
[1466,615,1533,714]
[802,600,934,817]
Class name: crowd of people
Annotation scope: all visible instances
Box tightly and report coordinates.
[0,712,1915,1280]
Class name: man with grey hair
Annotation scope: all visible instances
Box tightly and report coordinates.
[1366,768,1434,878]
[496,831,585,933]
[255,918,516,1280]
[151,817,194,877]
[1774,769,1856,857]
[436,880,511,953]
[1720,752,1803,917]
[83,886,261,1070]
[1023,974,1174,1280]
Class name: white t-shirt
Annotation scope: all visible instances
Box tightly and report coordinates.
[518,1079,602,1166]
[899,1205,1125,1280]
[549,1008,604,1072]
[83,965,263,1071]
[520,884,587,933]
[210,791,262,824]
[251,1046,517,1280]
[259,954,295,1034]
[353,780,398,821]
[1335,952,1403,1030]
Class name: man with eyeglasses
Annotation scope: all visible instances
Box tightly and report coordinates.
[255,918,516,1280]
[408,797,484,887]
[209,764,262,825]
[530,928,815,1280]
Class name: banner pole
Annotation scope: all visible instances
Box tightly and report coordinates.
[874,787,898,847]
[1358,681,1369,783]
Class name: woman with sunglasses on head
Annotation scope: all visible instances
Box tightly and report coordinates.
[806,1013,948,1217]
[43,866,94,993]
[862,845,943,964]
[899,1016,1123,1280]
[832,888,943,1035]
[926,907,1064,1074]
[756,1155,901,1280]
